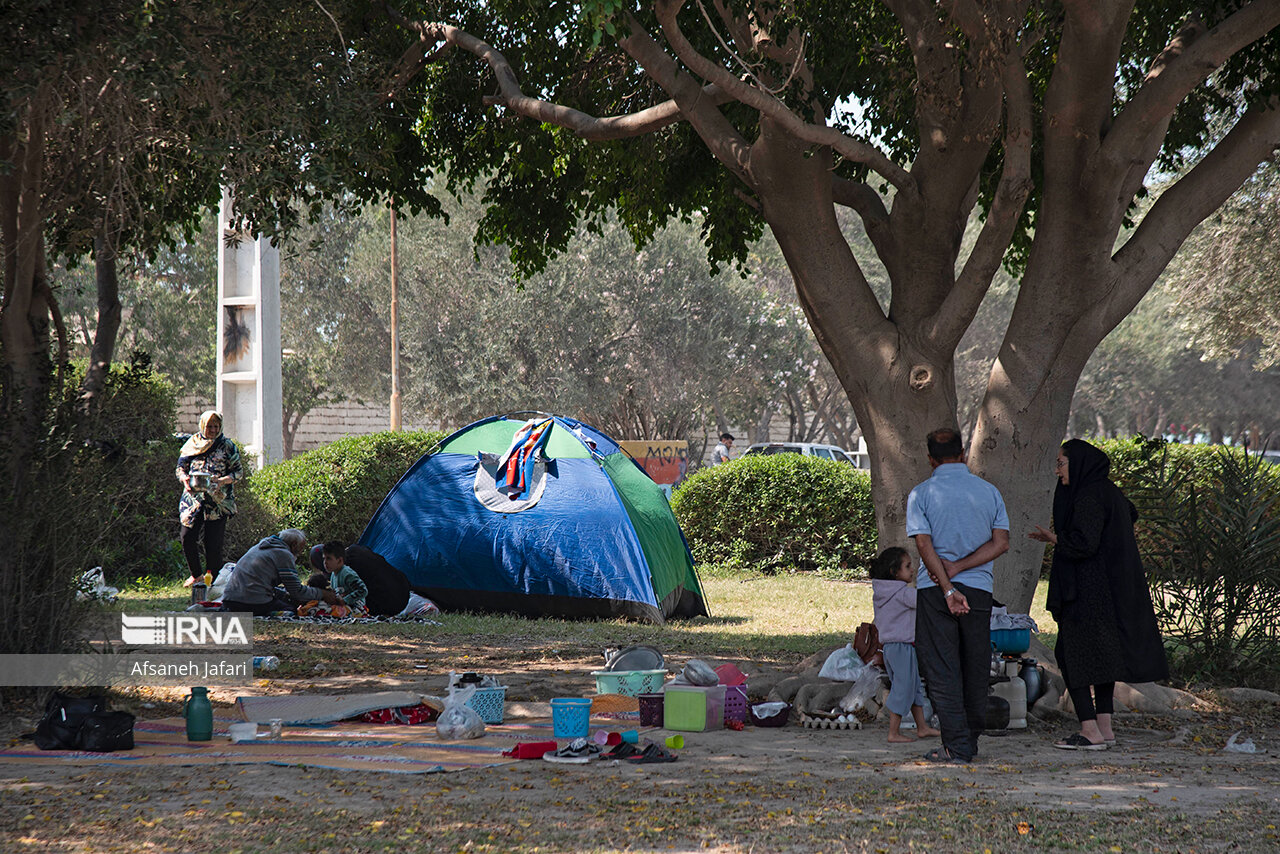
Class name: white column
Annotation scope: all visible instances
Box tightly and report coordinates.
[216,189,283,468]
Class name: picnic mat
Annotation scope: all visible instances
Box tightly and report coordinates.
[236,692,425,724]
[0,715,635,775]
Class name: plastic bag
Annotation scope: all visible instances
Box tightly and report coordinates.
[75,567,119,603]
[839,664,884,722]
[436,684,485,739]
[1223,731,1257,754]
[398,592,440,616]
[209,561,236,600]
[818,644,867,681]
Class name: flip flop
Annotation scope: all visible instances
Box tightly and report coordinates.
[922,746,969,764]
[1054,733,1108,751]
[603,742,642,760]
[626,742,678,763]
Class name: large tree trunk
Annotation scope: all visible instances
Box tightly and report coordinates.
[971,244,1124,611]
[752,120,961,547]
[78,232,122,418]
[0,93,54,493]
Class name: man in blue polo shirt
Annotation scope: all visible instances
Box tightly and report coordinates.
[906,427,1009,763]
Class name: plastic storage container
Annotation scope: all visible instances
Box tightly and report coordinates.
[637,693,665,727]
[550,698,592,738]
[664,685,726,732]
[748,702,791,728]
[591,669,667,696]
[723,685,748,724]
[465,686,507,724]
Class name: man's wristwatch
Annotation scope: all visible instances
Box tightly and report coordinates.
[944,588,957,598]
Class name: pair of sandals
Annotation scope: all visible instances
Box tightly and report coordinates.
[603,740,679,763]
[1054,732,1114,751]
[543,737,679,765]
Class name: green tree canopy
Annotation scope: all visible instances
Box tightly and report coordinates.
[368,0,1280,610]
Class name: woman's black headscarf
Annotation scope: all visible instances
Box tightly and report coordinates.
[1051,438,1112,535]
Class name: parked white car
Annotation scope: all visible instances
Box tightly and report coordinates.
[742,441,868,469]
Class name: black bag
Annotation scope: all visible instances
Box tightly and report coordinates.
[78,711,136,752]
[33,692,106,750]
[32,692,135,752]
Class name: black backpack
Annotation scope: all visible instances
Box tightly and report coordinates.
[32,692,135,752]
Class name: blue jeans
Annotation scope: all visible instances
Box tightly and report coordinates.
[915,584,992,761]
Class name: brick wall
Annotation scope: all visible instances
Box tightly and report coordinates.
[177,397,437,456]
[177,396,851,465]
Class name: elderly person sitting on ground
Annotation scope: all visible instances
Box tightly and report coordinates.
[221,529,341,616]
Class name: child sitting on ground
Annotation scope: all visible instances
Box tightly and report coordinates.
[311,541,369,615]
[871,546,941,743]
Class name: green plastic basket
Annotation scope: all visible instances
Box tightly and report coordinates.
[591,669,667,697]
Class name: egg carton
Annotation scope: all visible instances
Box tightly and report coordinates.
[800,710,862,730]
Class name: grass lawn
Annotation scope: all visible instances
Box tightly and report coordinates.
[116,569,1059,665]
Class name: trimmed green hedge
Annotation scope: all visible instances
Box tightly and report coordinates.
[227,430,446,558]
[671,454,876,577]
[1068,437,1279,566]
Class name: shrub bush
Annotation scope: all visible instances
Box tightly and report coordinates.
[230,430,446,557]
[75,359,188,582]
[0,357,180,663]
[671,454,876,577]
[1037,437,1244,577]
[1120,438,1280,689]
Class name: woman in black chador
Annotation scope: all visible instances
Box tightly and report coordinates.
[1030,439,1169,750]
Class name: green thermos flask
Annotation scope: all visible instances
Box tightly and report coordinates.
[183,686,213,741]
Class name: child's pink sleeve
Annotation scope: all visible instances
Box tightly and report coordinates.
[902,585,917,609]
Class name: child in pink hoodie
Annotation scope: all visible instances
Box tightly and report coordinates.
[871,547,941,743]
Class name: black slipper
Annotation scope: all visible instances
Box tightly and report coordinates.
[1054,733,1108,751]
[603,742,641,759]
[626,742,678,763]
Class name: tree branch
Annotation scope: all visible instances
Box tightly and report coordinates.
[930,49,1035,346]
[653,0,914,193]
[384,8,731,141]
[614,10,754,182]
[1101,1,1280,170]
[1113,102,1280,309]
[831,177,895,260]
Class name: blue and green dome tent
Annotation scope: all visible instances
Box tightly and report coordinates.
[358,413,708,624]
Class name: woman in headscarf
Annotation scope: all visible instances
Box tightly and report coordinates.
[176,411,243,585]
[1029,439,1168,750]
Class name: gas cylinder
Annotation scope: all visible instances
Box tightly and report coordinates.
[989,661,1027,729]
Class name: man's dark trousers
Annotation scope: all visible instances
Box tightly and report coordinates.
[915,583,993,761]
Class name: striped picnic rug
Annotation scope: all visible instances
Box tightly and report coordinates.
[0,715,625,775]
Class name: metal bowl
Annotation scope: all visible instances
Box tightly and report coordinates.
[603,645,664,672]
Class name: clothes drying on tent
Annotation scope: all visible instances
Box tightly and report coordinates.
[496,417,553,500]
[358,414,708,624]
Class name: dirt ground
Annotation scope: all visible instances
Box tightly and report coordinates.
[2,644,1278,853]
